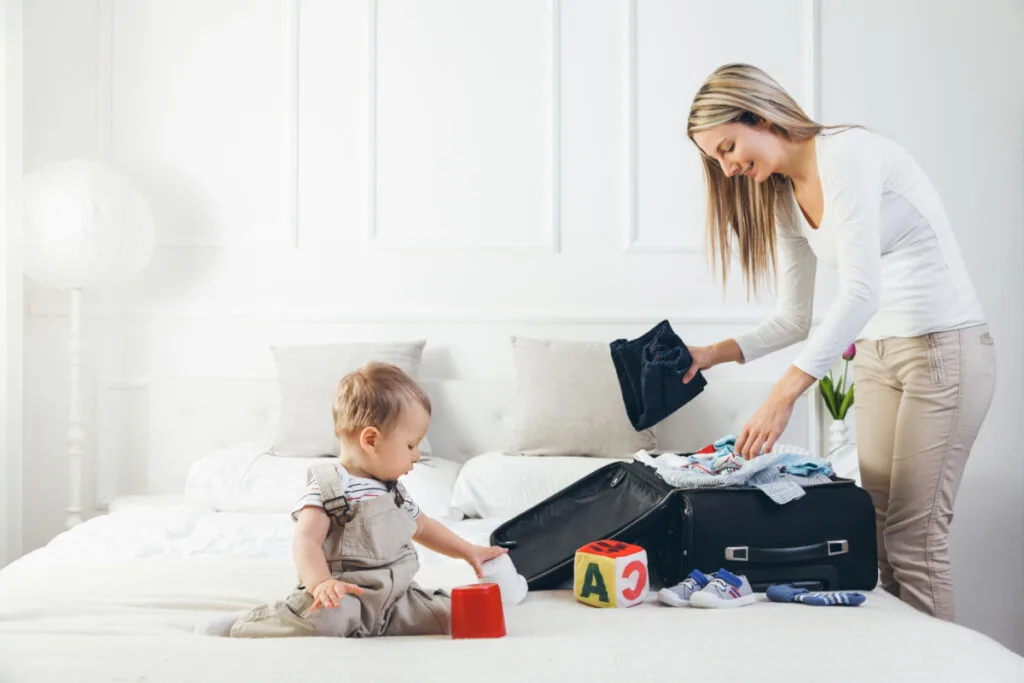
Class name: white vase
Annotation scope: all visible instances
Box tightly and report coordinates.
[828,419,851,460]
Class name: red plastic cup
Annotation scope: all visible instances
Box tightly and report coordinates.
[450,583,506,639]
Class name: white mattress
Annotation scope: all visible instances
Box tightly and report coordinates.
[1,500,1022,683]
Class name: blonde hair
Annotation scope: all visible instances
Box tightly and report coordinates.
[333,362,431,441]
[687,63,852,296]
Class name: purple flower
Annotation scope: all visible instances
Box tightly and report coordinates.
[842,344,856,361]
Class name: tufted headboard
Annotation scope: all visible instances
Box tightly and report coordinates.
[130,376,813,499]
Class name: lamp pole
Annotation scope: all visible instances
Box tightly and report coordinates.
[21,159,154,532]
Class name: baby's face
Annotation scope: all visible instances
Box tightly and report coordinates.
[369,401,430,481]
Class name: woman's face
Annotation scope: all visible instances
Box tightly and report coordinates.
[691,121,784,183]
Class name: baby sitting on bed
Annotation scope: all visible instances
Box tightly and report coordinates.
[199,362,506,638]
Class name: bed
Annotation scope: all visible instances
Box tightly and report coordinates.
[1,371,1022,682]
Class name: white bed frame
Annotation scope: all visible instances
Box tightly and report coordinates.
[91,376,816,506]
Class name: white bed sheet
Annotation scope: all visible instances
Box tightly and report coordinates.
[1,500,1022,683]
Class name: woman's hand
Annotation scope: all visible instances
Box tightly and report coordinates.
[735,366,816,459]
[309,578,365,611]
[735,393,795,460]
[682,340,745,384]
[682,345,716,384]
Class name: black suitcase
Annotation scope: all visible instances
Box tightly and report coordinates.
[489,459,878,593]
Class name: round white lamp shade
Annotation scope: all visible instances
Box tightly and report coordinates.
[22,159,155,289]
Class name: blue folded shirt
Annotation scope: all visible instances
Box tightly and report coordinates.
[610,319,707,431]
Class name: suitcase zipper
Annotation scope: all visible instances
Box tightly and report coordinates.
[628,463,695,561]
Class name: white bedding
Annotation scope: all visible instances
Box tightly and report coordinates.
[1,501,1022,683]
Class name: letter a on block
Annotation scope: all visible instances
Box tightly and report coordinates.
[582,564,608,602]
[574,552,616,607]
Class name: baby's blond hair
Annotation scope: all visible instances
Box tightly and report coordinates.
[333,362,431,441]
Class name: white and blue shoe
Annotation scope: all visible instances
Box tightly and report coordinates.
[657,569,711,607]
[689,568,756,609]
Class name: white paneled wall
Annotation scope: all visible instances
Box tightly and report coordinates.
[631,0,809,252]
[107,0,297,247]
[375,1,557,249]
[21,0,1023,653]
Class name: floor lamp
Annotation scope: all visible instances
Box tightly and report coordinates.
[21,159,155,529]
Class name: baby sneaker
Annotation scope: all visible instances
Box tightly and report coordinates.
[657,569,711,607]
[689,568,756,609]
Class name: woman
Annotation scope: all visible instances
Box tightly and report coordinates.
[679,63,995,621]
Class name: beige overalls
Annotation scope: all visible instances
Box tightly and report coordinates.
[229,463,451,637]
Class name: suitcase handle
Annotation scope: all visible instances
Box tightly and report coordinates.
[725,540,848,563]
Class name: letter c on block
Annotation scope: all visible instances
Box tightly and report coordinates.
[621,560,647,601]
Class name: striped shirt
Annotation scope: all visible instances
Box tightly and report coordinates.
[291,462,420,521]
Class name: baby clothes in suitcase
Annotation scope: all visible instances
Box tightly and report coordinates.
[489,460,878,593]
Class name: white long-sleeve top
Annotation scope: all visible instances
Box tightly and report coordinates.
[734,127,986,379]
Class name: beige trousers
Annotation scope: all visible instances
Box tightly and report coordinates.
[853,323,995,621]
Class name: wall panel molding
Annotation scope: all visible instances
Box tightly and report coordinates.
[29,302,822,327]
[284,0,300,248]
[802,0,820,121]
[93,378,149,511]
[624,0,820,254]
[365,0,561,252]
[96,0,113,167]
[96,0,299,248]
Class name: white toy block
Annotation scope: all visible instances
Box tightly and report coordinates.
[574,539,649,608]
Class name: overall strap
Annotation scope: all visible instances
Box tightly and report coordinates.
[388,481,406,509]
[308,463,350,525]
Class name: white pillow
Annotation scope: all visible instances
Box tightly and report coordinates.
[450,451,626,519]
[184,441,458,518]
[185,442,305,513]
[397,456,462,520]
[269,340,427,457]
[508,336,657,458]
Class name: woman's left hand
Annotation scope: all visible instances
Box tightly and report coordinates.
[736,393,794,460]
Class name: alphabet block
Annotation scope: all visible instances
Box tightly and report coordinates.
[573,540,649,608]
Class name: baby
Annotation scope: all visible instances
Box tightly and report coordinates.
[202,362,506,638]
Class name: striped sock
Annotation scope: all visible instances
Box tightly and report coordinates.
[766,584,865,607]
[793,591,865,607]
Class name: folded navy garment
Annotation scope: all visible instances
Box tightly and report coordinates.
[610,319,707,431]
